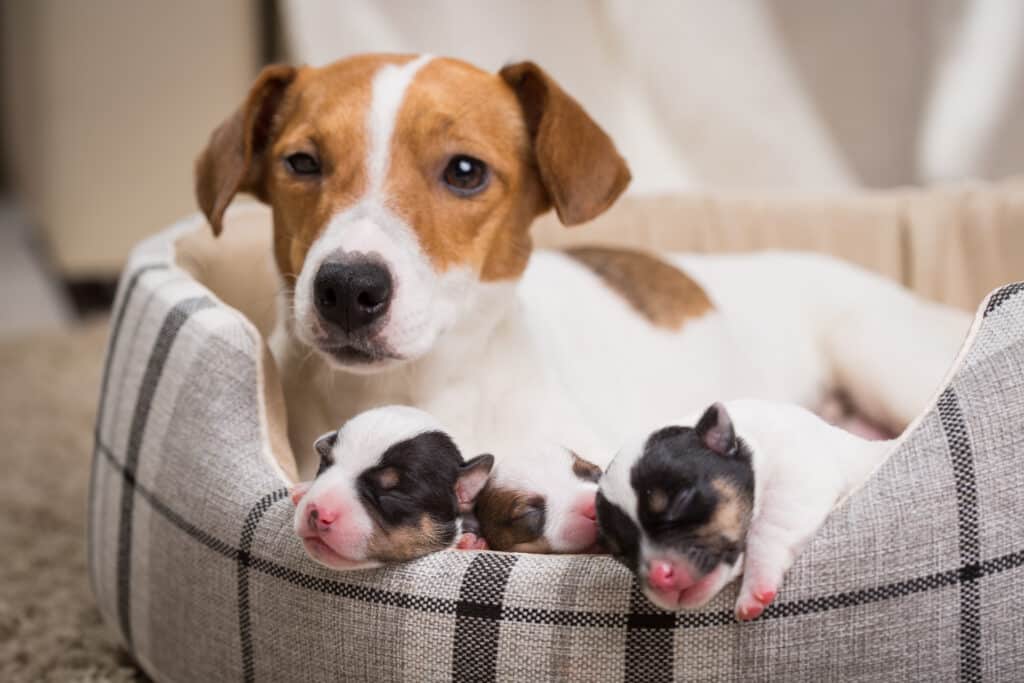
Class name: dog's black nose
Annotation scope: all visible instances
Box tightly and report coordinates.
[314,261,392,332]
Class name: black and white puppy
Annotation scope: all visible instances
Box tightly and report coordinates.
[597,400,891,620]
[291,406,493,570]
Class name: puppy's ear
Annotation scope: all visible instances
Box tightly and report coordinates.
[455,454,495,511]
[313,431,338,475]
[500,62,631,226]
[695,402,738,456]
[195,64,297,236]
[571,451,603,483]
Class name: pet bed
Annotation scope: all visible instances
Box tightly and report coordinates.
[89,188,1024,681]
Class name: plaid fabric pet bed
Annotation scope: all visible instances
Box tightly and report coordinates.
[88,216,1024,682]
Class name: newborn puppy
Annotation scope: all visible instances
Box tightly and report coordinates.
[597,400,891,620]
[291,406,493,569]
[473,443,604,553]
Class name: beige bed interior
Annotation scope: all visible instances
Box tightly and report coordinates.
[174,181,1024,480]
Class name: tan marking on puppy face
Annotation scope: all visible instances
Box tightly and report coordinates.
[647,489,669,516]
[374,467,400,490]
[365,513,452,563]
[706,478,752,545]
[383,57,548,281]
[565,246,714,329]
[474,484,550,552]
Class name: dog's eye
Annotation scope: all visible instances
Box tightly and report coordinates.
[442,155,489,196]
[284,152,321,176]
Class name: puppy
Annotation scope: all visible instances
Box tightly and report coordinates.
[291,406,493,569]
[472,444,604,553]
[596,400,891,619]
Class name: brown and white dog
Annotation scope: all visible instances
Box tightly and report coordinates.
[196,54,969,560]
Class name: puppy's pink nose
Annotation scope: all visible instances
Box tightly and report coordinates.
[307,504,337,532]
[648,560,676,591]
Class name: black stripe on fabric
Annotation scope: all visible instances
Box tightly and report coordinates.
[239,489,290,683]
[88,264,168,601]
[99,444,239,561]
[938,388,983,683]
[115,296,214,649]
[451,553,517,683]
[624,585,673,683]
[98,439,1024,632]
[983,282,1024,317]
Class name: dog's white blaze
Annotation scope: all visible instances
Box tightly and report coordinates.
[366,54,433,198]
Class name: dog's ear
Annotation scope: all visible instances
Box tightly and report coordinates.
[500,62,631,226]
[455,454,495,511]
[195,64,297,236]
[695,402,738,457]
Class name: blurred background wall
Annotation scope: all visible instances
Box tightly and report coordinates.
[0,0,1021,334]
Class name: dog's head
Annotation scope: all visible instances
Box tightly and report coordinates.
[291,405,493,570]
[596,403,755,610]
[474,444,603,554]
[196,54,630,372]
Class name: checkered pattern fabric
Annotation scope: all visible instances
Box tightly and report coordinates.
[88,217,1024,682]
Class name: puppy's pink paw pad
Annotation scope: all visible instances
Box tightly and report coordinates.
[753,588,777,606]
[290,483,312,505]
[735,601,765,622]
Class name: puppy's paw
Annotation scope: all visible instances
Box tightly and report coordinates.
[290,481,313,505]
[734,582,777,622]
[455,533,489,551]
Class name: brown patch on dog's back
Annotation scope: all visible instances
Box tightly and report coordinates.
[566,246,713,330]
[474,484,551,552]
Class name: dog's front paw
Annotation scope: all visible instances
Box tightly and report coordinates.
[290,481,313,505]
[455,532,489,551]
[734,581,778,621]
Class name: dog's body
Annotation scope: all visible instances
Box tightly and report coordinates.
[276,245,964,468]
[197,53,969,557]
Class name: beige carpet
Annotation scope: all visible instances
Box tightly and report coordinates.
[0,320,146,682]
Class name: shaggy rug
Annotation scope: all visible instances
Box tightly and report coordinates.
[0,320,146,682]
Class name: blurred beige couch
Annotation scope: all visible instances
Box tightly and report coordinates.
[1,0,260,278]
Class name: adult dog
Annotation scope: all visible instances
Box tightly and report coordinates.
[196,54,967,555]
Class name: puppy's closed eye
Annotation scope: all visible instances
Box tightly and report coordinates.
[511,502,543,524]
